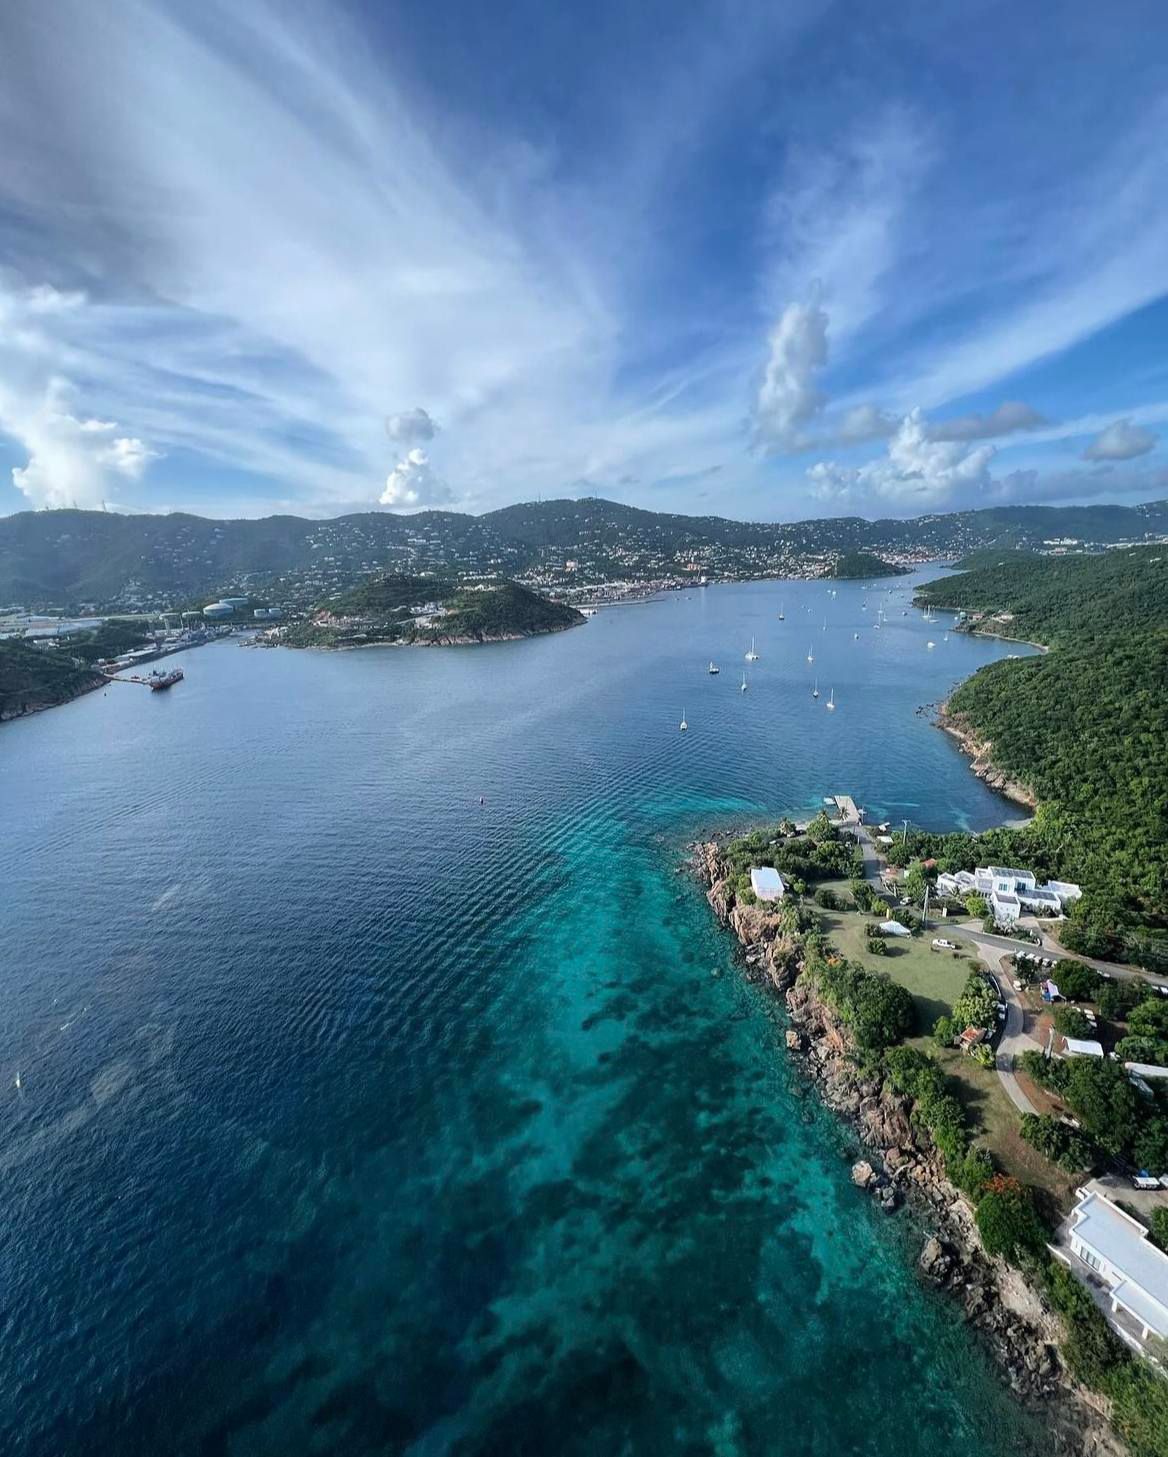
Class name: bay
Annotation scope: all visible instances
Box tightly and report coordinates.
[0,571,1052,1455]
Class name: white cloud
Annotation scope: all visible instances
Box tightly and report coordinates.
[930,401,1046,442]
[1083,418,1158,461]
[808,408,994,505]
[7,383,162,509]
[837,402,898,443]
[754,300,828,448]
[386,408,438,444]
[379,448,452,508]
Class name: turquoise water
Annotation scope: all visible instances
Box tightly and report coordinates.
[0,573,1052,1455]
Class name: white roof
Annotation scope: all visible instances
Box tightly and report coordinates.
[1072,1192,1168,1338]
[1125,1062,1168,1080]
[749,867,785,901]
[1063,1037,1105,1057]
[880,920,912,937]
[986,865,1034,881]
[991,890,1020,906]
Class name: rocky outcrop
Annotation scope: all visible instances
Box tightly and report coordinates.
[695,839,1122,1456]
[936,703,1038,810]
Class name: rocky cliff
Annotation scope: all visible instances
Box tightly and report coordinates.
[936,703,1038,810]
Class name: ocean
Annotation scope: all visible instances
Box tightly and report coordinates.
[0,571,1054,1455]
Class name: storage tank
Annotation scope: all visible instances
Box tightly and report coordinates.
[202,602,234,619]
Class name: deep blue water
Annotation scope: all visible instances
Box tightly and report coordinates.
[0,572,1052,1456]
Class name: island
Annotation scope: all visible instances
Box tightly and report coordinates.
[280,574,585,648]
[829,550,909,579]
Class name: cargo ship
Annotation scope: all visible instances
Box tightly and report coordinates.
[147,668,184,691]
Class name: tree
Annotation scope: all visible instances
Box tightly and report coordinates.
[1130,1000,1168,1040]
[1099,978,1143,1021]
[1054,961,1102,1003]
[815,886,839,910]
[1019,1113,1095,1171]
[965,892,989,919]
[1150,1208,1168,1253]
[1053,1005,1093,1039]
[866,937,887,956]
[806,809,835,843]
[975,1175,1047,1264]
[904,861,928,905]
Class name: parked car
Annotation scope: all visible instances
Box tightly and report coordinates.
[931,937,958,951]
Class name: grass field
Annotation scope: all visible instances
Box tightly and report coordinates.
[814,882,975,1033]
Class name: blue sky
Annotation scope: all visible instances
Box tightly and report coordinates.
[0,0,1166,522]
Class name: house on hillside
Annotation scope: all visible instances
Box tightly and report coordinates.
[1056,1187,1168,1352]
[989,889,1021,926]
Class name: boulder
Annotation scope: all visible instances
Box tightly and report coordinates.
[851,1160,877,1189]
[919,1236,957,1283]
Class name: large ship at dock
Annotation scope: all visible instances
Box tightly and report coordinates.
[147,669,184,691]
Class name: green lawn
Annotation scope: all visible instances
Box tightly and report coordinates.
[814,883,975,1033]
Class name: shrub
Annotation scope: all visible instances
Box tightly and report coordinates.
[975,1176,1047,1264]
[948,1147,994,1198]
[969,1043,995,1069]
[1150,1208,1168,1253]
[1130,1000,1168,1040]
[932,1014,956,1047]
[1053,1004,1093,1039]
[865,937,887,956]
[1045,1259,1130,1387]
[815,887,839,910]
[1099,978,1143,1021]
[811,958,914,1051]
[965,892,989,919]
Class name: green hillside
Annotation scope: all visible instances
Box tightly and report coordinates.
[0,640,103,721]
[916,549,1168,968]
[829,551,907,579]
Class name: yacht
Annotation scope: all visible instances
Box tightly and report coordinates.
[777,604,785,620]
[826,688,836,711]
[927,640,936,649]
[745,637,759,662]
[812,678,819,699]
[680,709,688,732]
[853,632,859,640]
[708,661,719,675]
[806,645,814,663]
[740,672,748,693]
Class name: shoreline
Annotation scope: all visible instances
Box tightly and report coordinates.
[934,701,1038,811]
[693,840,1120,1456]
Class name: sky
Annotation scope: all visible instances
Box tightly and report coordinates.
[0,0,1167,524]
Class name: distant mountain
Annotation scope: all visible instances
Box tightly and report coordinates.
[2,496,1167,610]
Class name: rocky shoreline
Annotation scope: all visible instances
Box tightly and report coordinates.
[696,840,1121,1456]
[935,702,1038,810]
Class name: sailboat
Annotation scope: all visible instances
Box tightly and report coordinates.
[680,709,688,731]
[826,688,836,711]
[944,633,950,643]
[822,616,827,631]
[927,640,936,649]
[853,631,859,640]
[708,660,719,674]
[806,645,814,663]
[745,637,759,662]
[812,678,819,699]
[740,672,748,693]
[777,603,785,620]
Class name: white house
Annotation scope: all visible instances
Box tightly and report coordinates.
[1062,1036,1105,1058]
[975,865,1081,921]
[1062,1188,1168,1348]
[1047,879,1084,906]
[749,867,785,903]
[977,865,1038,896]
[936,872,960,898]
[989,889,1021,926]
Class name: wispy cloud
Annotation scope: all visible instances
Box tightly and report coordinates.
[1083,418,1158,462]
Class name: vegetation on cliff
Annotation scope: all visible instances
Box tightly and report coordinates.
[912,548,1168,970]
[0,639,103,719]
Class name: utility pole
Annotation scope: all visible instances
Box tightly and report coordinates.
[922,884,929,932]
[902,819,909,844]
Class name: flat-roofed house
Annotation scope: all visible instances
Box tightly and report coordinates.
[989,889,1021,926]
[749,867,785,902]
[1061,1188,1168,1350]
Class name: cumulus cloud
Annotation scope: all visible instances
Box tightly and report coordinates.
[5,377,162,509]
[379,448,453,508]
[754,300,828,448]
[930,401,1047,442]
[808,408,995,504]
[1083,418,1158,461]
[385,407,438,444]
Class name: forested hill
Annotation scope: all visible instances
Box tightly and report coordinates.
[287,574,583,646]
[915,547,1168,645]
[3,496,1167,608]
[916,550,1168,969]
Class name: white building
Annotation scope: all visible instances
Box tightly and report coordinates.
[989,889,1021,926]
[749,867,785,903]
[1062,1036,1105,1058]
[974,865,1081,921]
[977,866,1037,897]
[1062,1188,1168,1348]
[1047,880,1084,906]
